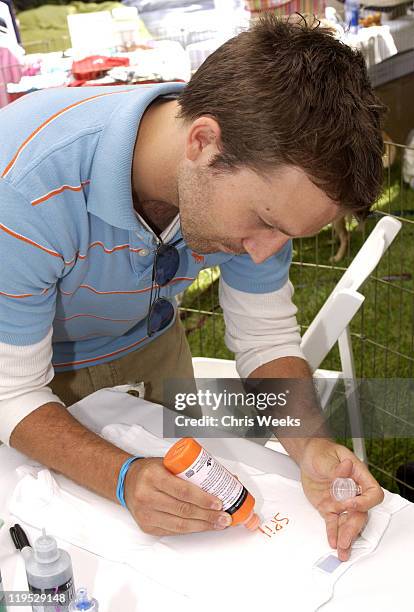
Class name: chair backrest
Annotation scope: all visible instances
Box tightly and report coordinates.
[334,217,401,293]
[300,289,364,372]
[300,217,402,373]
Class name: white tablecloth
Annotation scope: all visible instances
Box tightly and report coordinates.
[0,389,413,611]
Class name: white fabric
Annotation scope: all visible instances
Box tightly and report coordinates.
[102,423,172,456]
[219,277,305,378]
[9,423,409,612]
[0,328,64,445]
[343,26,397,68]
[9,464,160,552]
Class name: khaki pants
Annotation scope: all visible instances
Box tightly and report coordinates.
[50,317,196,410]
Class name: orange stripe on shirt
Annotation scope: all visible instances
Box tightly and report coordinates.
[55,313,139,322]
[0,290,34,298]
[0,287,49,299]
[63,242,144,266]
[59,277,195,296]
[86,241,136,254]
[0,222,62,259]
[60,284,154,296]
[2,90,131,178]
[31,180,90,206]
[77,241,144,258]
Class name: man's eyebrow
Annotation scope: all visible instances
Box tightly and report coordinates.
[261,212,296,237]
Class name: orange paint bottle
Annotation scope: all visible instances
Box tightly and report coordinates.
[163,438,260,531]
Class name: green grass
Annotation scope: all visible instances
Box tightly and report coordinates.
[179,162,414,493]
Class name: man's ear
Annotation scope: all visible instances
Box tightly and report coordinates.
[185,116,222,163]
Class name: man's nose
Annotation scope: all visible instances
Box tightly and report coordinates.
[242,234,290,264]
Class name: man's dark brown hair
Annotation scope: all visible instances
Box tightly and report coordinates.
[178,14,387,218]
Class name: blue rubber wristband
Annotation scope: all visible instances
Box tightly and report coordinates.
[116,456,142,508]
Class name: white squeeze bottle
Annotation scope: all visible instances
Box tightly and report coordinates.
[24,530,75,611]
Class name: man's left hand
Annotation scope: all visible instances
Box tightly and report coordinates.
[299,438,384,561]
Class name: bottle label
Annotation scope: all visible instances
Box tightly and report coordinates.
[29,577,74,612]
[176,447,248,515]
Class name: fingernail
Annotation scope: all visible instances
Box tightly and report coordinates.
[211,500,222,511]
[215,514,232,529]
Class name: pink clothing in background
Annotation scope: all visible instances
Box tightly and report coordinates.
[0,46,23,107]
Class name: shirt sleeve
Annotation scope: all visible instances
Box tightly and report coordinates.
[219,241,292,294]
[0,179,64,345]
[219,276,305,378]
[0,329,65,446]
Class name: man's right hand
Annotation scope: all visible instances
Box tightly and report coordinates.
[124,457,232,536]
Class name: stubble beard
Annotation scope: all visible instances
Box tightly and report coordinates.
[177,164,218,253]
[177,164,245,255]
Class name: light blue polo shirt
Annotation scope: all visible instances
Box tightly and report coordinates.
[0,83,292,371]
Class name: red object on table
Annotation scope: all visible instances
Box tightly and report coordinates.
[71,55,130,81]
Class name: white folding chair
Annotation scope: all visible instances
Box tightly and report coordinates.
[192,217,402,462]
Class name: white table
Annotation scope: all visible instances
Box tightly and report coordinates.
[0,389,413,611]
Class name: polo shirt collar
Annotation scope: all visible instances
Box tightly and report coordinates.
[87,82,186,245]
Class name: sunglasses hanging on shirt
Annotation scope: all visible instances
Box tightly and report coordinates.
[147,239,181,337]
